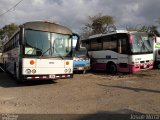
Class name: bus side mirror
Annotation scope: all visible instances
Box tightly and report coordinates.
[72,33,80,51]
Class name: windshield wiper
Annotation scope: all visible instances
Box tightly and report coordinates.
[54,48,65,59]
[40,47,52,57]
[41,47,65,59]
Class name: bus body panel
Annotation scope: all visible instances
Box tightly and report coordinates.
[128,54,153,72]
[22,58,72,68]
[89,51,153,73]
[89,50,118,71]
[22,58,73,75]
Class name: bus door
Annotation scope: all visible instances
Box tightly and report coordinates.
[117,34,130,72]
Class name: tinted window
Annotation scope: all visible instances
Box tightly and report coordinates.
[117,33,129,54]
[102,35,117,51]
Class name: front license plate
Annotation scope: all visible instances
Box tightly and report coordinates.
[49,75,55,78]
[78,67,84,70]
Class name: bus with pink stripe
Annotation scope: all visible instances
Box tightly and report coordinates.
[81,30,153,74]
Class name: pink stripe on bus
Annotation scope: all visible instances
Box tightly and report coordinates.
[91,63,153,73]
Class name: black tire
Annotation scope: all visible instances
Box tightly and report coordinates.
[107,63,117,74]
[14,62,24,83]
[157,63,160,69]
[13,63,18,80]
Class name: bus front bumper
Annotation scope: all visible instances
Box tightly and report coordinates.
[73,66,90,71]
[23,74,73,80]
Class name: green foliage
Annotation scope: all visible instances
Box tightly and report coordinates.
[0,23,18,52]
[81,13,115,39]
[0,23,18,40]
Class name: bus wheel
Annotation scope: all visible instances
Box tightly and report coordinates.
[14,63,18,80]
[157,64,160,69]
[14,63,24,83]
[14,63,22,83]
[107,63,117,74]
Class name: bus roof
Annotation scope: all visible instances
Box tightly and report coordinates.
[3,21,73,45]
[88,30,128,38]
[22,21,72,35]
[81,30,142,41]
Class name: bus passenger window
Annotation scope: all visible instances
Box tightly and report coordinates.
[85,41,90,50]
[102,35,117,51]
[90,38,102,51]
[118,39,127,54]
[117,34,128,54]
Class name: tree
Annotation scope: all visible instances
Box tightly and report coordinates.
[81,13,115,39]
[0,23,18,40]
[126,24,160,36]
[0,23,18,52]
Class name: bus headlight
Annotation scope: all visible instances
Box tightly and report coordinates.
[32,69,36,74]
[68,68,71,73]
[64,69,68,73]
[25,69,31,74]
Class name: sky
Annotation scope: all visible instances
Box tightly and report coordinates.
[0,0,160,33]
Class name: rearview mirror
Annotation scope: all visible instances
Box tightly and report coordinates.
[72,33,80,51]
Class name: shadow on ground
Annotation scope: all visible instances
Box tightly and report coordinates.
[10,109,145,120]
[0,72,57,88]
[98,84,160,94]
[77,109,144,120]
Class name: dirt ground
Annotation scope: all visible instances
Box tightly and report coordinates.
[0,69,160,115]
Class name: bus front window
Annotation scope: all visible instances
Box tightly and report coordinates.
[25,30,72,57]
[51,33,72,57]
[25,30,50,56]
[131,33,153,54]
[73,48,88,58]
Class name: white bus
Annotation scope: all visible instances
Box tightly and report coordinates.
[81,30,153,74]
[152,36,160,68]
[2,21,79,82]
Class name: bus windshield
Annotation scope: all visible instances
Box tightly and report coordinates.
[73,48,88,58]
[130,33,153,54]
[24,30,72,57]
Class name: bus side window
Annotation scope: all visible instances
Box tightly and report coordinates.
[86,40,91,51]
[118,34,128,54]
[90,38,96,50]
[102,35,117,52]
